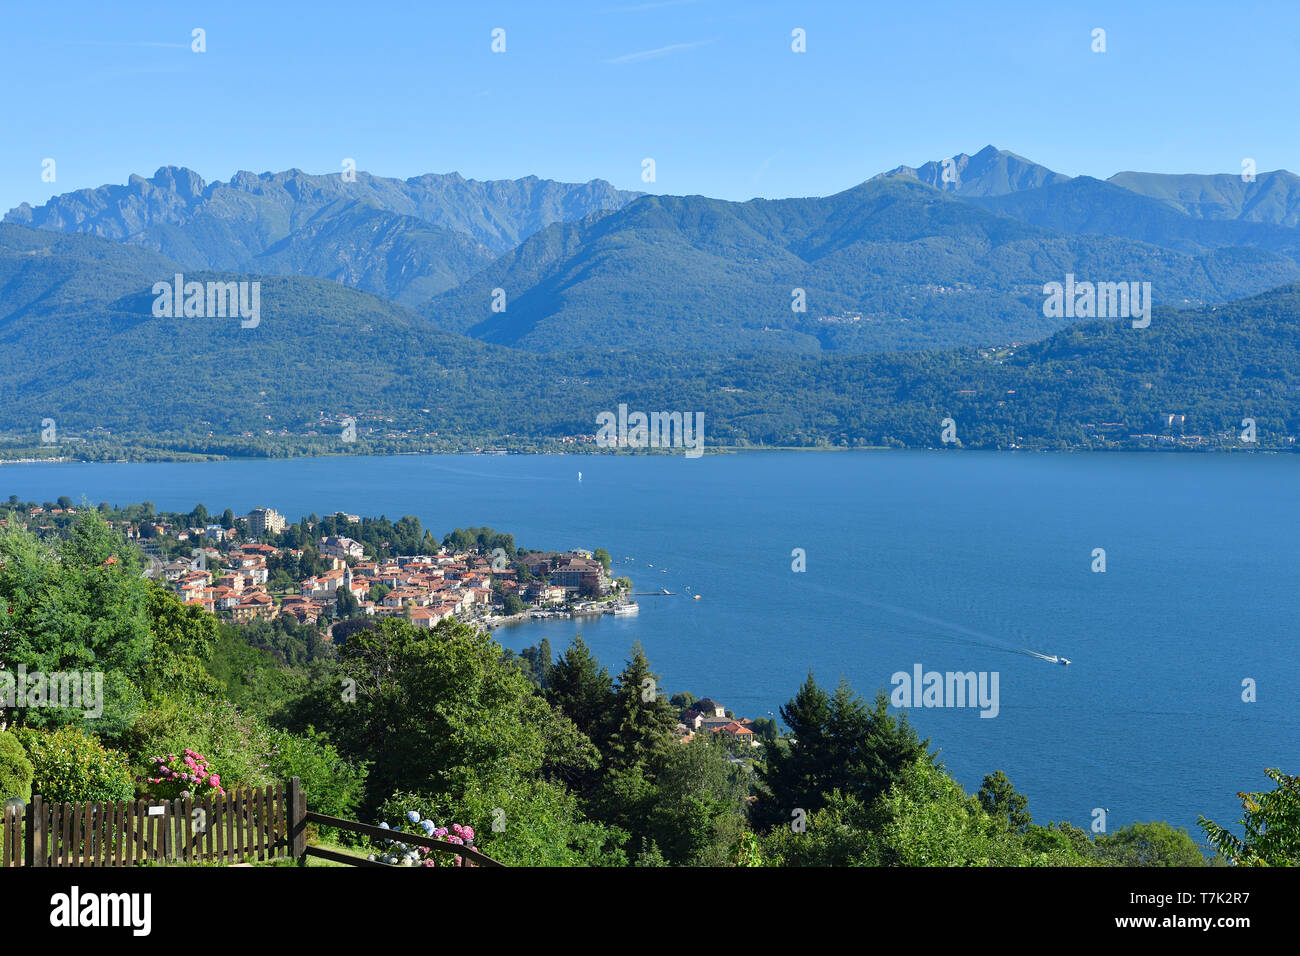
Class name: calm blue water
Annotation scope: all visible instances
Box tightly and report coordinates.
[3,450,1296,838]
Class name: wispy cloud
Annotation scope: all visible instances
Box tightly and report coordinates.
[65,40,189,48]
[94,68,193,81]
[609,0,701,11]
[605,39,712,64]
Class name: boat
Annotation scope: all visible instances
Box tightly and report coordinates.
[613,603,639,615]
[661,588,670,594]
[693,594,701,600]
[1058,658,1071,665]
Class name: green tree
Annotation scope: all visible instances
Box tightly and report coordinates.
[864,759,1081,866]
[669,691,697,711]
[335,585,360,619]
[977,770,1032,833]
[644,735,750,865]
[1094,821,1208,867]
[1199,769,1300,866]
[545,637,614,746]
[318,618,596,818]
[602,642,677,777]
[589,643,679,844]
[0,513,156,734]
[138,580,222,703]
[515,637,552,689]
[0,732,34,803]
[750,716,779,742]
[754,676,934,831]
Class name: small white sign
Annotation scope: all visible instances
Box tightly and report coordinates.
[147,805,166,817]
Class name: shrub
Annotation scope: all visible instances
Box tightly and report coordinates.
[14,726,133,803]
[145,749,225,800]
[368,806,481,867]
[123,694,274,791]
[265,727,367,820]
[0,732,34,805]
[378,782,626,867]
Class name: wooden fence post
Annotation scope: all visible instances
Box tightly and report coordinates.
[286,777,306,862]
[25,797,39,867]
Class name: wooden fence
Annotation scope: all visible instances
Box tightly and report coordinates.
[2,802,23,867]
[0,778,503,867]
[3,781,292,867]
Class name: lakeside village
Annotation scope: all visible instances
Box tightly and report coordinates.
[2,500,772,750]
[127,505,631,630]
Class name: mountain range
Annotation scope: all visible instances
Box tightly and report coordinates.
[881,144,1300,224]
[4,147,1300,452]
[427,176,1298,353]
[11,148,1300,355]
[5,167,639,304]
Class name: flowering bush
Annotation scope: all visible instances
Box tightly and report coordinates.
[368,809,479,867]
[146,749,225,800]
[13,726,133,803]
[126,696,272,792]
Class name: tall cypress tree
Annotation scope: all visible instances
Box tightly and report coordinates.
[754,671,832,830]
[538,636,553,689]
[754,675,933,831]
[603,641,677,776]
[545,636,614,745]
[591,642,678,845]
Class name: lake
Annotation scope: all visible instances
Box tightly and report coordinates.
[3,449,1296,837]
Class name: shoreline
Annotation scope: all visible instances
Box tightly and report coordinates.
[482,600,638,630]
[0,444,1288,467]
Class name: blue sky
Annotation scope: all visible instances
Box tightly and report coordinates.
[2,0,1297,213]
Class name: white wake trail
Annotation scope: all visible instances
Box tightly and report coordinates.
[806,582,1062,662]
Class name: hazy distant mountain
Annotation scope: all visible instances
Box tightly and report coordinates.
[250,202,494,306]
[5,167,640,302]
[874,145,1072,197]
[0,222,523,439]
[0,222,178,351]
[972,176,1300,258]
[1107,169,1300,227]
[12,150,1300,369]
[5,220,1299,453]
[429,177,1300,354]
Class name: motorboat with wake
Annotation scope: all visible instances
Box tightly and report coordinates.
[1032,652,1070,665]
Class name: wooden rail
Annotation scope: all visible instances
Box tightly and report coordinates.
[0,777,501,868]
[301,810,504,867]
